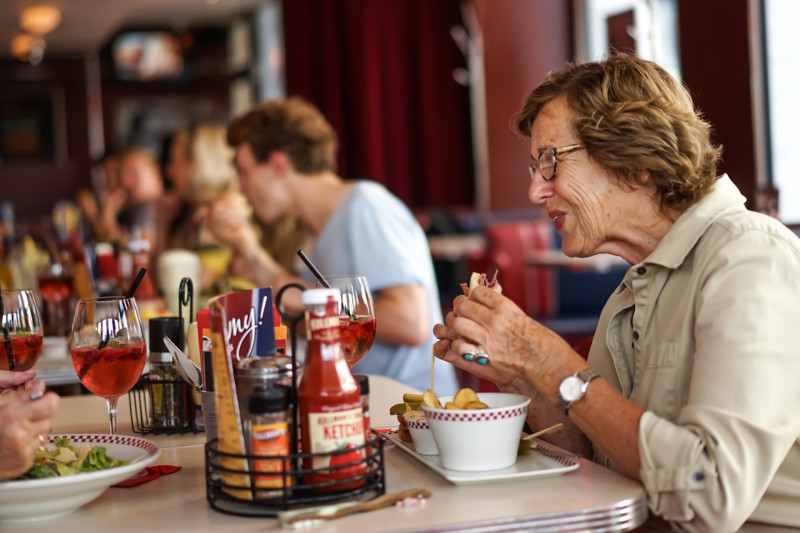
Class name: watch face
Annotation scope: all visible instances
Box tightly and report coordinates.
[559,376,584,403]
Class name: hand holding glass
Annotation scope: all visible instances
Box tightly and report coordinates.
[1,289,43,372]
[314,275,376,366]
[69,297,147,434]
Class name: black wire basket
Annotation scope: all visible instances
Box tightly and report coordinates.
[203,283,387,516]
[205,432,386,517]
[129,373,201,435]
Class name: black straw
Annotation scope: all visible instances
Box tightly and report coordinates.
[98,267,147,349]
[297,249,329,288]
[296,250,355,320]
[0,283,14,370]
[126,267,147,299]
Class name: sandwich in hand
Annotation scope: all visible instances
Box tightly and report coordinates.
[460,271,502,298]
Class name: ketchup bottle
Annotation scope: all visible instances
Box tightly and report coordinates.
[297,288,365,492]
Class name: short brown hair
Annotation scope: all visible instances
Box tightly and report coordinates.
[514,54,722,212]
[226,96,338,174]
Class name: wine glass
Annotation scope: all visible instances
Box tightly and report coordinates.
[314,275,376,366]
[0,289,43,372]
[69,297,147,434]
[37,262,73,337]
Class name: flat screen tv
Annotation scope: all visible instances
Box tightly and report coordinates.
[112,31,185,81]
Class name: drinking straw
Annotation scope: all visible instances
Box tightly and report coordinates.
[126,267,148,299]
[98,267,147,349]
[296,249,329,287]
[0,281,14,370]
[296,250,355,320]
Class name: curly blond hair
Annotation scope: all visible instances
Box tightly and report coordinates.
[513,54,722,212]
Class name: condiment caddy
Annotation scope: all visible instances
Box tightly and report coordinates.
[203,283,386,517]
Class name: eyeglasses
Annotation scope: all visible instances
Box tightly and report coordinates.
[528,143,584,181]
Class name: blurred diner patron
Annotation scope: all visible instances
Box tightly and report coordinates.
[202,97,457,393]
[0,370,60,480]
[433,54,800,532]
[162,123,312,292]
[84,147,163,253]
[162,123,240,250]
[161,123,246,291]
[76,150,122,242]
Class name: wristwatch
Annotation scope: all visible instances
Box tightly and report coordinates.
[557,369,600,415]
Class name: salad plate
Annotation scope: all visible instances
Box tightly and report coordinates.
[0,434,161,523]
[384,430,579,486]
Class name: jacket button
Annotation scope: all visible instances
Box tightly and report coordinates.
[693,471,705,482]
[636,266,646,275]
[632,331,640,340]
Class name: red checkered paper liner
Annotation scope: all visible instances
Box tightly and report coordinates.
[405,417,430,430]
[424,405,528,422]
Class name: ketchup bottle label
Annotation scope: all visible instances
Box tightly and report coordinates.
[305,401,364,470]
[308,315,340,342]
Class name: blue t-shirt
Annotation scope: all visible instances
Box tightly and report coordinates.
[309,181,458,394]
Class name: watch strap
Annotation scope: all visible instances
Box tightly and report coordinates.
[557,368,600,415]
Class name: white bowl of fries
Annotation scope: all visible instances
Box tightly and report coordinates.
[421,391,530,472]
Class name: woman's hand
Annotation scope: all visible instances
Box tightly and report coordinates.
[0,370,36,394]
[434,287,574,393]
[0,382,60,480]
[433,291,531,389]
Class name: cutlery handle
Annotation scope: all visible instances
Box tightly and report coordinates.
[286,487,431,525]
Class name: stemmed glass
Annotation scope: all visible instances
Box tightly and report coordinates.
[0,289,44,371]
[69,297,147,434]
[37,262,73,337]
[314,275,376,367]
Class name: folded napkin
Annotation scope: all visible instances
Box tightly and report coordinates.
[112,465,181,488]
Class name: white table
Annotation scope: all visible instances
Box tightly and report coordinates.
[5,375,649,532]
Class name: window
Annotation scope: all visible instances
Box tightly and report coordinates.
[575,0,681,80]
[762,0,800,223]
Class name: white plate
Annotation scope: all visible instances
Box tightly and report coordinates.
[384,430,579,486]
[0,434,161,523]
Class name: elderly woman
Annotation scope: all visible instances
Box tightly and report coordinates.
[433,54,800,532]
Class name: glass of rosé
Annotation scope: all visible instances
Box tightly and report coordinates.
[69,296,147,434]
[314,275,376,367]
[0,289,44,372]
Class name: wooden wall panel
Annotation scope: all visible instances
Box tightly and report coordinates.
[473,0,573,215]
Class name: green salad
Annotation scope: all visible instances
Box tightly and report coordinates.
[14,437,130,480]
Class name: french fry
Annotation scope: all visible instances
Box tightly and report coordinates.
[422,389,443,409]
[453,388,479,408]
[420,387,490,410]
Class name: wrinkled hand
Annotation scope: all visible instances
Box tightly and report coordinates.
[433,286,569,392]
[433,288,523,389]
[0,369,36,394]
[0,381,60,480]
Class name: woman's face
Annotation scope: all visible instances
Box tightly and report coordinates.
[528,97,637,258]
[120,152,163,205]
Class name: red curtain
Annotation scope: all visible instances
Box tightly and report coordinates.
[282,0,475,209]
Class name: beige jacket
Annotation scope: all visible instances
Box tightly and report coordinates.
[588,175,800,532]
